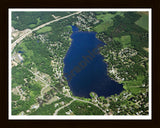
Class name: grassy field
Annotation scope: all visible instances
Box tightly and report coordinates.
[29,24,36,28]
[113,35,131,48]
[36,26,52,34]
[135,12,148,31]
[94,21,113,33]
[94,12,124,33]
[123,75,145,94]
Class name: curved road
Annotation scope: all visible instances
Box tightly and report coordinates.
[53,99,76,115]
[26,66,107,115]
[72,98,107,115]
[53,97,107,115]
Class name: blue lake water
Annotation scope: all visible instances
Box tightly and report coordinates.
[63,26,124,98]
[18,51,24,53]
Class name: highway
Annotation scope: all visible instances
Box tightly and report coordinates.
[11,11,81,51]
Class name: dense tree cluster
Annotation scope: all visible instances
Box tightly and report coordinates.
[12,12,74,30]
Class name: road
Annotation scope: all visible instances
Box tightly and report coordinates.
[11,30,32,51]
[27,67,107,115]
[53,97,107,115]
[24,66,107,115]
[72,98,107,115]
[27,68,51,99]
[53,99,76,115]
[11,11,82,51]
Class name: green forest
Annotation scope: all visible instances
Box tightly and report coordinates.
[12,11,74,30]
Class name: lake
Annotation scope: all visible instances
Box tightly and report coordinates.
[63,26,124,98]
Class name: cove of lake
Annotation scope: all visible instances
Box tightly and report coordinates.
[63,26,124,98]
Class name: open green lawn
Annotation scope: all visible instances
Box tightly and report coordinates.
[36,26,52,34]
[94,12,124,33]
[114,35,131,48]
[29,24,36,28]
[123,75,145,94]
[135,13,148,31]
[94,21,113,32]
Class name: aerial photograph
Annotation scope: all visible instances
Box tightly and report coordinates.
[9,9,151,119]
